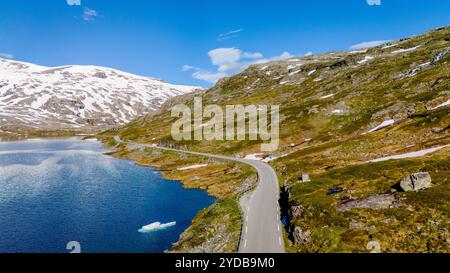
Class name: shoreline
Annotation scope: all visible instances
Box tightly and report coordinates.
[98,136,256,252]
[106,137,285,253]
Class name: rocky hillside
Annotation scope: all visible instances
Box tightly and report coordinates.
[0,59,201,134]
[101,26,450,252]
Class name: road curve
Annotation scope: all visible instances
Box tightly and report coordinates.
[114,137,285,253]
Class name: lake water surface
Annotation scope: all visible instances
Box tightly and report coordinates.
[0,138,214,253]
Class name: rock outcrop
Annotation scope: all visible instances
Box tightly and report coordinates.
[400,172,432,192]
[337,194,399,212]
[293,226,311,245]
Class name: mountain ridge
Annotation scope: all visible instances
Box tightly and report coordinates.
[0,58,202,135]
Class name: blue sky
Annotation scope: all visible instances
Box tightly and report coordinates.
[0,0,449,86]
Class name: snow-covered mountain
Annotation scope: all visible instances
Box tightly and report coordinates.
[0,58,201,132]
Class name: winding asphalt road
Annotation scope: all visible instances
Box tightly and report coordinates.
[114,136,285,253]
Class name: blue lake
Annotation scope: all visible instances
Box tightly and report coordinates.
[0,138,215,253]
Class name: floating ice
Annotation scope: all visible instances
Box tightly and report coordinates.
[138,221,176,233]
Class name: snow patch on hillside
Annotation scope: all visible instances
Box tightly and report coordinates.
[358,56,374,64]
[369,145,450,163]
[392,46,420,54]
[366,119,395,134]
[177,164,209,170]
[308,70,317,76]
[432,99,450,110]
[289,70,301,76]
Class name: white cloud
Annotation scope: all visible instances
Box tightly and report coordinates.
[192,71,228,84]
[66,0,81,6]
[181,65,199,72]
[270,51,293,61]
[65,1,98,22]
[218,28,243,41]
[367,0,381,6]
[83,7,98,21]
[183,48,294,84]
[0,53,14,59]
[209,48,243,70]
[242,51,264,59]
[350,40,391,50]
[181,65,227,84]
[304,51,313,56]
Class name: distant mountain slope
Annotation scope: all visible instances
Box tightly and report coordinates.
[0,59,201,133]
[109,26,449,155]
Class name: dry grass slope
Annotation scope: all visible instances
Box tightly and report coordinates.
[99,26,450,253]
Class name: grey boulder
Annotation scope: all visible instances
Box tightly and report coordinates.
[400,172,432,192]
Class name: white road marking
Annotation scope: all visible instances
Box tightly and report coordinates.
[245,226,248,233]
[278,236,282,245]
[244,239,247,248]
[277,224,280,232]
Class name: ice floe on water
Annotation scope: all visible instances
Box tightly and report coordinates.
[138,221,176,233]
